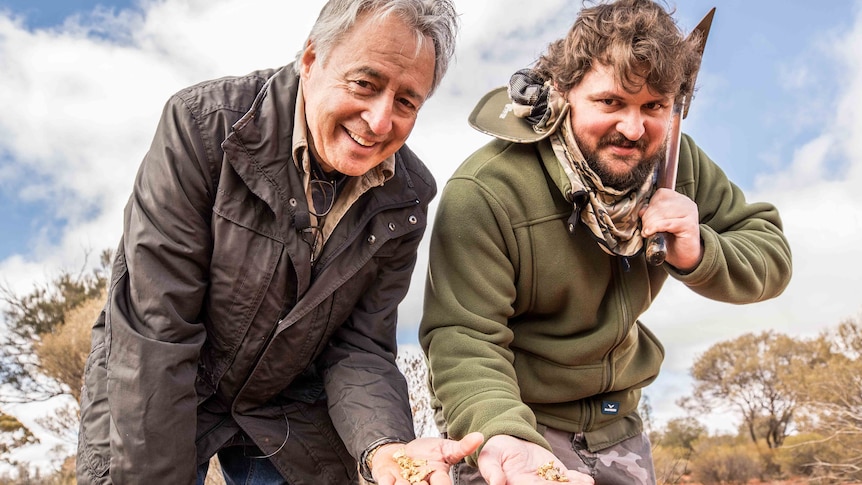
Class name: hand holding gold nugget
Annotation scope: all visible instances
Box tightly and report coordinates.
[537,461,569,482]
[393,448,434,483]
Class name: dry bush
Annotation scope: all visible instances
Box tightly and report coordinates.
[776,432,862,484]
[690,438,763,485]
[34,290,104,403]
[652,445,691,485]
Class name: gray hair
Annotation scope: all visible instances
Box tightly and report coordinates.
[294,0,459,96]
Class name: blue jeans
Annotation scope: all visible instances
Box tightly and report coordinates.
[197,445,288,485]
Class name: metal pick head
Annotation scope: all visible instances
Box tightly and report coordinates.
[683,7,715,119]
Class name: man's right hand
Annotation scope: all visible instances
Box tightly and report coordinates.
[476,435,594,484]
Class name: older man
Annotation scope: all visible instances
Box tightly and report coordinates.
[420,0,792,484]
[76,1,482,484]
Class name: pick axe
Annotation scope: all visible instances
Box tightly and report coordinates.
[645,7,715,266]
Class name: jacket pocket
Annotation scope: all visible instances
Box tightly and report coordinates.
[76,313,111,483]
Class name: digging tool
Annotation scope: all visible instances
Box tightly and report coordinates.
[645,7,716,266]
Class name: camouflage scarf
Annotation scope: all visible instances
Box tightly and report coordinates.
[551,116,654,257]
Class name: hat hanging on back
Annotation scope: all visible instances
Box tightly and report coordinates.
[468,69,569,143]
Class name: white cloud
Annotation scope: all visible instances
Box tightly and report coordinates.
[0,1,319,286]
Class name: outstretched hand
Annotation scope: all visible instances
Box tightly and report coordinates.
[477,435,594,485]
[370,432,484,485]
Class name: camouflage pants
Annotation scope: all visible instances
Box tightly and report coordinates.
[450,427,656,485]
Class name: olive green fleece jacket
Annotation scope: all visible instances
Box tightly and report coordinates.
[419,133,791,459]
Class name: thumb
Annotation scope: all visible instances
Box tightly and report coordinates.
[445,432,484,463]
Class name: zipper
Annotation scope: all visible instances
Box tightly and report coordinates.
[601,258,632,394]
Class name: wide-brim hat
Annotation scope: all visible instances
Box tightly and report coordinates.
[467,86,569,143]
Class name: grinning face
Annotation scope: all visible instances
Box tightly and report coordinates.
[299,13,436,176]
[565,63,673,190]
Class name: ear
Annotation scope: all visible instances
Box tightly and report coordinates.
[300,40,317,80]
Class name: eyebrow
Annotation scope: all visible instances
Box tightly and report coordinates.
[590,90,669,104]
[350,66,426,103]
[589,91,625,100]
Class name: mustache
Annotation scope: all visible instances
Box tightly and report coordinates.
[598,132,647,151]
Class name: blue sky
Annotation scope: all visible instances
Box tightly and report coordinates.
[1,0,862,472]
[0,0,139,27]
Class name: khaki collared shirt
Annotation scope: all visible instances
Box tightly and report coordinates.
[292,80,395,262]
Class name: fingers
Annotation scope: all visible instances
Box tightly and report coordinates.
[640,188,698,236]
[482,467,506,485]
[476,448,506,485]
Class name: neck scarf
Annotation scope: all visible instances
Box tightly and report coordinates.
[508,70,655,257]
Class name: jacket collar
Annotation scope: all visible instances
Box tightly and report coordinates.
[222,65,302,219]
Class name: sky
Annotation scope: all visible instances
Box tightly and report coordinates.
[1,0,862,474]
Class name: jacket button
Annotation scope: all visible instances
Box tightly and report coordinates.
[289,198,298,207]
[388,222,397,231]
[408,215,418,225]
[367,235,377,244]
[568,223,576,233]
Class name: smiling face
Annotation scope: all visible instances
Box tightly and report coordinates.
[299,13,436,176]
[565,63,673,190]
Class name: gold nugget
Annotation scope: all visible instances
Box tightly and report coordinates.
[393,448,433,483]
[537,461,569,482]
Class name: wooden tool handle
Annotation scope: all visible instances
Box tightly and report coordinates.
[645,232,668,266]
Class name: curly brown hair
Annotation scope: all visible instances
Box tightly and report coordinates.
[535,0,702,99]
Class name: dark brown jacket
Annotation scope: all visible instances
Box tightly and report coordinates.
[77,65,434,484]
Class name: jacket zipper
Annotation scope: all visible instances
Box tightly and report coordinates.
[604,258,633,393]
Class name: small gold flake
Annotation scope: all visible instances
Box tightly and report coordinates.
[537,461,569,481]
[393,448,434,483]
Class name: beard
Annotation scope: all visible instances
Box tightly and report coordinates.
[576,130,665,191]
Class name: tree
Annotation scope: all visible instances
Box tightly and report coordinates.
[0,250,109,468]
[682,331,829,449]
[660,417,706,452]
[789,317,862,482]
[0,249,110,404]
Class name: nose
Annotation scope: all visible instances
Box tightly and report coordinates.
[361,96,394,136]
[616,109,645,141]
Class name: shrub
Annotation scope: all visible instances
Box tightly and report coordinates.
[690,438,763,485]
[652,445,690,485]
[776,432,862,484]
